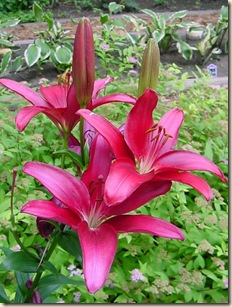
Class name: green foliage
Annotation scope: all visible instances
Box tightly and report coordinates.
[0,66,228,303]
[195,5,228,64]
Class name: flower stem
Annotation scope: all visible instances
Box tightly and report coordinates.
[61,131,70,169]
[79,116,85,165]
[10,169,38,261]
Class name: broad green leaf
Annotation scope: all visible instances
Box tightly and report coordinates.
[35,38,50,60]
[0,284,10,303]
[38,274,84,300]
[54,46,72,65]
[54,149,84,169]
[193,254,205,269]
[14,271,32,303]
[24,44,41,67]
[152,30,165,43]
[176,41,194,61]
[0,19,20,28]
[57,230,82,263]
[202,269,219,282]
[11,56,23,72]
[44,14,54,30]
[0,50,12,74]
[33,2,43,22]
[0,251,39,273]
[0,246,13,257]
[0,39,14,47]
[204,139,214,160]
[108,2,124,14]
[100,14,109,25]
[170,10,188,22]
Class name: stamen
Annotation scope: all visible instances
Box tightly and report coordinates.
[162,133,173,145]
[145,123,158,134]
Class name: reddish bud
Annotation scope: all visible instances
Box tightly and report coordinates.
[72,18,95,107]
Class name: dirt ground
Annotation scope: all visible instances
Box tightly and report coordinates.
[2,0,228,85]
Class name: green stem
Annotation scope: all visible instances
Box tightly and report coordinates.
[79,116,85,166]
[24,233,60,303]
[61,131,70,169]
[10,169,38,261]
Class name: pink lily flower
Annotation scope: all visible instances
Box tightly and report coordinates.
[21,134,184,293]
[77,89,227,205]
[0,17,136,135]
[0,76,135,134]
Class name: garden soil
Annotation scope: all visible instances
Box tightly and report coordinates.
[2,0,228,86]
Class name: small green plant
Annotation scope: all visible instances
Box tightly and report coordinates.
[195,6,228,64]
[23,2,73,72]
[0,19,22,76]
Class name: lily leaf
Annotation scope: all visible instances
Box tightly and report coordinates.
[57,230,82,263]
[54,149,84,169]
[0,251,39,273]
[38,274,84,300]
[0,285,10,303]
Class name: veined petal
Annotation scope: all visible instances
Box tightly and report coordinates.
[16,106,49,131]
[105,158,154,206]
[157,108,184,156]
[91,77,113,100]
[0,78,48,107]
[154,150,227,182]
[21,200,81,227]
[155,171,213,201]
[23,162,90,216]
[40,84,68,108]
[78,221,118,293]
[77,109,133,159]
[125,89,158,159]
[107,180,171,216]
[106,215,184,240]
[82,134,113,186]
[90,93,136,109]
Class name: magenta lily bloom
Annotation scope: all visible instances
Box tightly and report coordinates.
[0,76,135,134]
[77,89,227,205]
[21,134,184,293]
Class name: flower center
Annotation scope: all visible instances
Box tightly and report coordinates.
[87,175,106,228]
[138,123,172,174]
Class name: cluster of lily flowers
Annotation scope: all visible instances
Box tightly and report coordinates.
[0,18,227,295]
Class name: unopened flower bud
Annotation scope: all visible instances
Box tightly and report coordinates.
[138,38,160,96]
[72,18,95,107]
[36,217,55,238]
[26,279,43,304]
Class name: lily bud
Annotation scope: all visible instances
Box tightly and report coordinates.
[72,18,95,108]
[138,38,160,96]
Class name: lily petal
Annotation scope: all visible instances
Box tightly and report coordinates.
[40,85,68,108]
[15,106,65,132]
[0,78,48,107]
[21,200,81,227]
[124,89,158,158]
[77,109,133,159]
[106,215,184,240]
[155,171,213,201]
[90,93,136,109]
[82,134,113,186]
[78,221,117,293]
[23,162,90,216]
[155,150,227,182]
[91,77,113,100]
[157,108,184,156]
[105,158,154,206]
[107,180,171,215]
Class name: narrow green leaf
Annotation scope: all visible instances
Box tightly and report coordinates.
[0,285,10,303]
[33,2,43,22]
[0,50,12,74]
[38,274,84,300]
[204,139,214,160]
[54,149,84,169]
[24,44,41,67]
[57,230,82,263]
[202,269,219,282]
[0,251,39,273]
